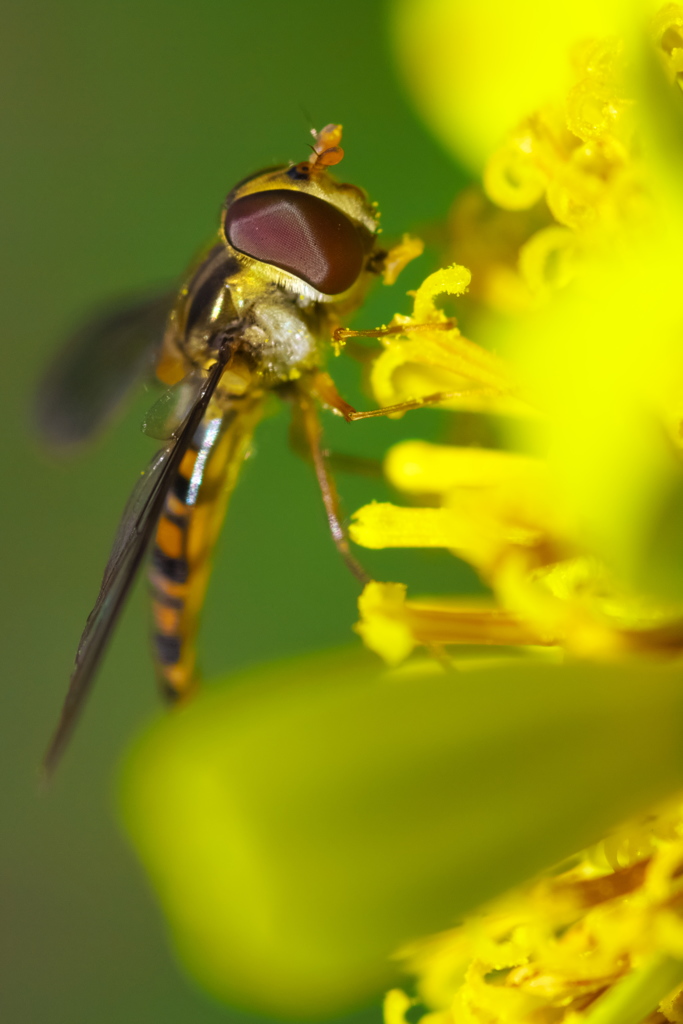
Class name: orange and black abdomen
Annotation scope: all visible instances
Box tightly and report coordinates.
[148,403,262,700]
[149,416,222,699]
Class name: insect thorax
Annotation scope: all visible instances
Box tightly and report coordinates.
[158,246,331,393]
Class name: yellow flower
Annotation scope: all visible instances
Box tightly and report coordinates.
[340,3,683,1024]
[352,2,683,667]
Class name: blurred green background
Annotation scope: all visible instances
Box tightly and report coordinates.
[0,1,474,1020]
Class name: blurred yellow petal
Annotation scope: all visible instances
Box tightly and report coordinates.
[391,795,683,1023]
[483,134,549,212]
[392,0,643,171]
[503,240,683,600]
[383,233,426,286]
[122,650,683,1017]
[364,436,683,657]
[350,502,467,549]
[572,955,683,1024]
[356,581,553,663]
[356,582,418,665]
[385,441,542,494]
[384,989,415,1024]
[356,446,572,590]
[518,225,581,301]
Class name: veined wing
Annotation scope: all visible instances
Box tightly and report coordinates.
[42,343,231,779]
[35,289,174,449]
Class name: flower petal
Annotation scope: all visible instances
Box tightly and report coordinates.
[350,502,466,549]
[392,0,643,170]
[121,650,683,1016]
[356,581,554,662]
[385,442,541,495]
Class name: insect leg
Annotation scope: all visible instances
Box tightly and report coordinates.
[333,319,457,345]
[293,390,370,586]
[310,369,499,422]
[149,399,264,701]
[288,409,381,479]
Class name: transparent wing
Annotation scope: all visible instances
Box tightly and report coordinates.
[141,368,207,441]
[35,289,175,449]
[42,348,229,779]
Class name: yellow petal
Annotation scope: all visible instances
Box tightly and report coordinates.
[582,955,683,1024]
[366,265,536,417]
[385,442,541,495]
[356,582,417,665]
[411,264,471,323]
[121,651,683,1017]
[384,989,415,1024]
[391,0,644,171]
[350,502,466,549]
[356,582,554,663]
[369,328,525,416]
[502,239,683,600]
[383,234,426,286]
[518,226,581,300]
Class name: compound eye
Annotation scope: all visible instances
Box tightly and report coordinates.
[224,189,366,295]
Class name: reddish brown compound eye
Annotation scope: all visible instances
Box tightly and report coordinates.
[224,189,367,295]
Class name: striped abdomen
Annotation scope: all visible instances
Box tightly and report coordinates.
[149,402,261,700]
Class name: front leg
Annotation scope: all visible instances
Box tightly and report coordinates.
[309,368,499,422]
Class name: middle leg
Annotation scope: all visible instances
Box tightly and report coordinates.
[292,387,371,586]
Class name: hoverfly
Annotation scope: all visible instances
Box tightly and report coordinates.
[39,124,408,777]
